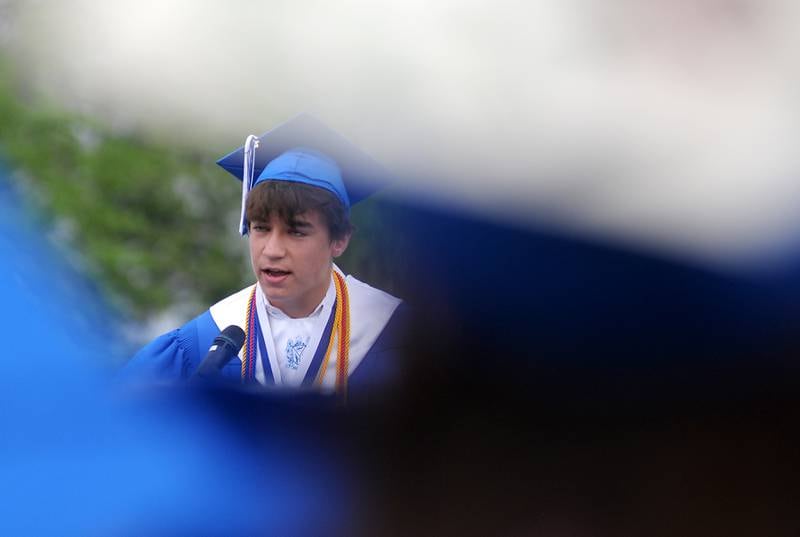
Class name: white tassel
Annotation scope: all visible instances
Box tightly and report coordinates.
[240,134,260,235]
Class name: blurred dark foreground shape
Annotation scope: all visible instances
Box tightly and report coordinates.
[345,197,800,536]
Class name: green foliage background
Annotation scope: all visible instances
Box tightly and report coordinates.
[0,57,407,326]
[0,59,249,320]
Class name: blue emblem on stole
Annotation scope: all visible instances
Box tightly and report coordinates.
[285,337,308,370]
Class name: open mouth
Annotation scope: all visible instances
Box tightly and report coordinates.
[262,268,291,278]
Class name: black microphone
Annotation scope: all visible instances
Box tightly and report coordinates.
[191,325,246,382]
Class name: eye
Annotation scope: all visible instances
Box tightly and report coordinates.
[251,223,270,232]
[289,229,307,237]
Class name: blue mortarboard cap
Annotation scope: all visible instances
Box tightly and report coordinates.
[257,147,350,208]
[216,113,390,235]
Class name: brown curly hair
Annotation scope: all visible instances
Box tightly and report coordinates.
[245,180,353,241]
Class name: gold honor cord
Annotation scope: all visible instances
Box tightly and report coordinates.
[315,271,351,402]
[338,271,351,403]
[241,286,257,381]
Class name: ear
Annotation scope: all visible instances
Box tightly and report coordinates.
[330,233,351,258]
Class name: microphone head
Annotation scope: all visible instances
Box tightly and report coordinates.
[192,325,248,381]
[216,325,246,354]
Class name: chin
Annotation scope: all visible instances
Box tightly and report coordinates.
[263,287,286,300]
[258,281,286,299]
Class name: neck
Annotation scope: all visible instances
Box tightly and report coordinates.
[275,297,323,319]
[263,276,332,319]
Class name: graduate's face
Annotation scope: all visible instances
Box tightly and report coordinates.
[249,210,349,318]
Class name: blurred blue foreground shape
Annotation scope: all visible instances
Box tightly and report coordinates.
[0,171,345,536]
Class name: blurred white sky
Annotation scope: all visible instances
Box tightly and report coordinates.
[3,0,800,271]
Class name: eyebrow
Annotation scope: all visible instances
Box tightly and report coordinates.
[287,218,314,229]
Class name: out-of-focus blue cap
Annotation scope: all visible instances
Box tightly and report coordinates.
[216,113,390,234]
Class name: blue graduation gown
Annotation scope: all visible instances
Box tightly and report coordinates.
[121,280,407,394]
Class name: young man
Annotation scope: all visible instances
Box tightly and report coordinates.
[123,114,405,399]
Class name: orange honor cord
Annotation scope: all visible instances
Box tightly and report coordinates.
[334,271,351,403]
[314,293,341,387]
[314,271,351,402]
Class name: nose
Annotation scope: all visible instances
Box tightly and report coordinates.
[261,230,287,259]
